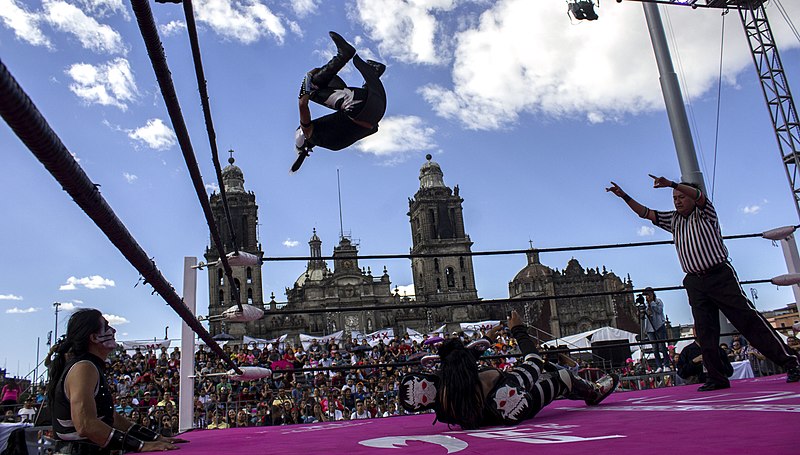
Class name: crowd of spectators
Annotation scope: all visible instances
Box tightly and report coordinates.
[2,329,797,431]
[99,330,519,431]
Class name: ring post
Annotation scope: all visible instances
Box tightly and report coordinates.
[179,256,198,432]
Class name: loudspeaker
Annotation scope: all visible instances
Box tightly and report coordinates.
[591,340,631,368]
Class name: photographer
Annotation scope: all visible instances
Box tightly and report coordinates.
[641,288,671,372]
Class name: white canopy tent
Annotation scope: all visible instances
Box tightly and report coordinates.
[542,326,639,350]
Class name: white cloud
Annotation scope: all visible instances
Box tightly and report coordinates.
[123,172,138,183]
[395,284,415,297]
[104,313,129,325]
[355,0,457,64]
[359,0,800,130]
[159,20,186,36]
[43,0,126,55]
[128,119,177,150]
[6,307,40,314]
[742,205,761,215]
[356,116,436,160]
[637,226,655,237]
[205,182,220,193]
[290,0,318,17]
[0,0,52,48]
[76,0,129,19]
[193,0,286,44]
[283,239,300,248]
[0,294,23,301]
[60,275,116,290]
[67,58,137,109]
[59,302,77,311]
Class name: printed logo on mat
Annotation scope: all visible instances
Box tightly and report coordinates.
[359,425,624,453]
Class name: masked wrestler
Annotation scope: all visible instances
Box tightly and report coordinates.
[46,308,185,454]
[293,31,387,172]
[400,311,619,429]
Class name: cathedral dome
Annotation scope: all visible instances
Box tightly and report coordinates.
[512,250,552,282]
[222,154,245,193]
[295,268,326,287]
[419,154,446,189]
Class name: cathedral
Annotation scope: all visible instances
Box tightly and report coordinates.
[205,154,640,342]
[507,249,640,340]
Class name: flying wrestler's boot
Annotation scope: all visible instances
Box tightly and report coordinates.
[309,31,356,89]
[365,59,386,78]
[557,369,619,406]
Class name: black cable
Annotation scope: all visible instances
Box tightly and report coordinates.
[260,279,772,316]
[130,0,242,312]
[181,0,239,257]
[262,231,773,262]
[238,331,753,374]
[0,57,237,374]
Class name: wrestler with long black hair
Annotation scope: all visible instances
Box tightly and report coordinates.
[400,311,619,429]
[46,308,185,453]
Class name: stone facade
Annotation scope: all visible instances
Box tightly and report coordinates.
[507,250,640,341]
[205,155,265,338]
[206,154,637,341]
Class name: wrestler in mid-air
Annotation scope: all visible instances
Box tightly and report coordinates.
[400,311,619,429]
[292,31,387,172]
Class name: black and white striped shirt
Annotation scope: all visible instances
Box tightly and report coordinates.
[654,199,729,274]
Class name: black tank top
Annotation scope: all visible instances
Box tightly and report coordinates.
[52,353,115,444]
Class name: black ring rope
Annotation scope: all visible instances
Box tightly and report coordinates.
[259,279,772,316]
[130,0,243,312]
[249,332,747,375]
[181,0,240,258]
[262,231,775,262]
[0,57,237,373]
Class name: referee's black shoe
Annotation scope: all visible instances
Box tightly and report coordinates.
[786,365,800,383]
[697,381,730,392]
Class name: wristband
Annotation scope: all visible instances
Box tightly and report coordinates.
[129,423,159,442]
[105,429,144,452]
[300,121,312,128]
[622,194,632,203]
[640,207,650,219]
[669,181,678,188]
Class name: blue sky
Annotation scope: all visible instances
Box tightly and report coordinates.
[1,0,799,377]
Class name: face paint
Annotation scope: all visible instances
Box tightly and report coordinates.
[96,323,117,349]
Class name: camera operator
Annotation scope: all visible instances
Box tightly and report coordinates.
[641,288,671,372]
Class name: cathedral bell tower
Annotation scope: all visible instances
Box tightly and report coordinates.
[408,155,478,303]
[205,152,264,337]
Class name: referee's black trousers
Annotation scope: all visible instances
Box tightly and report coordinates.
[683,262,799,385]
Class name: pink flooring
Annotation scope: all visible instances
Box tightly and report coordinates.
[178,375,799,454]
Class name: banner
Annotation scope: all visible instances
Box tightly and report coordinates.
[299,331,344,350]
[120,339,171,351]
[459,320,501,335]
[243,334,287,347]
[406,325,447,343]
[351,328,394,347]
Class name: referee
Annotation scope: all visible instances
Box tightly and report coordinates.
[607,175,799,390]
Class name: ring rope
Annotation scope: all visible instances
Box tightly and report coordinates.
[0,57,237,373]
[247,332,746,375]
[262,230,790,262]
[131,0,243,312]
[260,279,772,316]
[180,0,240,259]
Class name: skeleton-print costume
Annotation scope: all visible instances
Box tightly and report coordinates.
[400,326,618,427]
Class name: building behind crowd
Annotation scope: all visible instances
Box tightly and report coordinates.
[205,154,640,341]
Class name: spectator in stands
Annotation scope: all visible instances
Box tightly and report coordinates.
[678,339,732,385]
[16,399,36,423]
[351,401,370,420]
[206,412,229,429]
[0,379,20,409]
[788,336,800,356]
